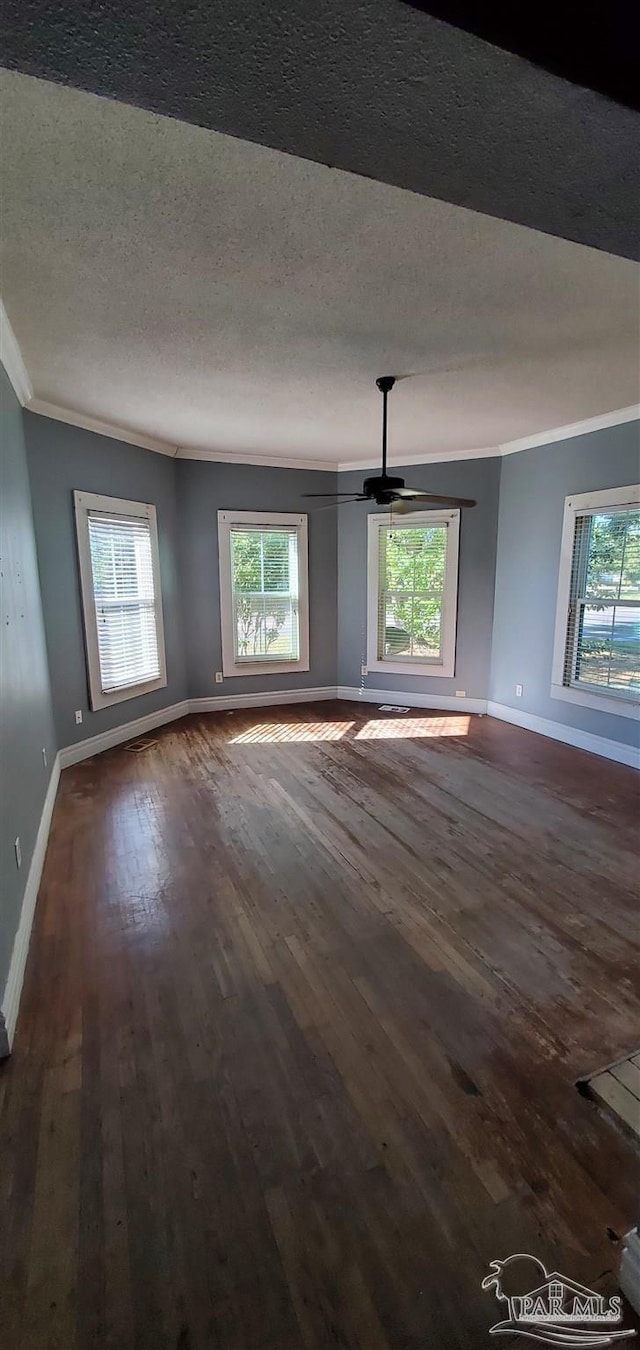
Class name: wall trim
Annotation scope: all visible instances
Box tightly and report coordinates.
[8,361,635,473]
[176,446,337,472]
[337,445,500,472]
[58,685,488,767]
[1,753,61,1050]
[58,689,340,766]
[28,398,179,457]
[549,681,639,722]
[487,701,640,769]
[0,301,33,406]
[59,700,191,768]
[3,305,638,470]
[190,687,337,714]
[19,395,640,474]
[5,686,636,1049]
[337,685,488,714]
[499,404,640,456]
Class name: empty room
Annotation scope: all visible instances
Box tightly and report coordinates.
[1,3,639,1347]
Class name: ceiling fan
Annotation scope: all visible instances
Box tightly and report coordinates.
[303,376,476,510]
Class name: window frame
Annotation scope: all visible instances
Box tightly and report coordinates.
[74,490,167,711]
[551,484,640,721]
[218,510,310,678]
[366,509,460,678]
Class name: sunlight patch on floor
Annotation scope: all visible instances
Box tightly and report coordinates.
[230,721,355,743]
[355,716,470,739]
[229,715,471,743]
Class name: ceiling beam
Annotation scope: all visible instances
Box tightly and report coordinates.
[400,1,639,111]
[2,0,638,260]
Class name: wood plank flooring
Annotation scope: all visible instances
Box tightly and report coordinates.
[589,1053,640,1139]
[1,702,639,1349]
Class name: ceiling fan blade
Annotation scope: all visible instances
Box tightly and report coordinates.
[301,492,363,499]
[312,496,369,510]
[394,489,476,508]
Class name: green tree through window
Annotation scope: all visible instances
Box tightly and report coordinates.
[378,524,447,661]
[230,528,299,661]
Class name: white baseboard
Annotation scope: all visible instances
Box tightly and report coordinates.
[337,685,488,714]
[59,699,191,768]
[4,685,636,1053]
[1,753,61,1049]
[58,687,491,768]
[190,686,337,714]
[59,690,342,767]
[487,701,640,769]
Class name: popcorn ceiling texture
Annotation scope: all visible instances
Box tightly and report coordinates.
[1,67,637,465]
[2,0,638,261]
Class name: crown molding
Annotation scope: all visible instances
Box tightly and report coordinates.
[24,398,335,469]
[337,445,500,472]
[175,446,336,471]
[499,404,640,456]
[2,305,636,470]
[24,395,639,471]
[338,405,639,471]
[0,302,33,406]
[27,398,179,457]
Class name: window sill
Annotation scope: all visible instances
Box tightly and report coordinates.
[550,683,640,722]
[366,658,454,679]
[90,675,168,711]
[221,660,310,679]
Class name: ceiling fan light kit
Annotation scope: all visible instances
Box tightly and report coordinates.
[303,376,476,510]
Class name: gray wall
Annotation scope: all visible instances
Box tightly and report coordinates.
[176,460,338,697]
[490,420,640,746]
[337,457,501,699]
[23,412,187,747]
[0,368,56,998]
[14,408,640,766]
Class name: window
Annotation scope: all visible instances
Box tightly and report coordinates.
[366,510,460,677]
[218,511,309,677]
[552,485,640,719]
[74,491,167,710]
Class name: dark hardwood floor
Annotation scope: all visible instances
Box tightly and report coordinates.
[1,702,639,1349]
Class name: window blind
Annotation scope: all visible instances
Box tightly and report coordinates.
[377,522,447,662]
[230,525,300,663]
[87,512,161,693]
[564,506,640,700]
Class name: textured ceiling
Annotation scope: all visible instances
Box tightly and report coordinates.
[1,71,638,466]
[2,0,638,261]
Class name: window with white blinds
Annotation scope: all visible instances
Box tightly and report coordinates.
[75,492,167,710]
[562,504,639,700]
[366,510,460,677]
[218,512,310,677]
[552,485,640,718]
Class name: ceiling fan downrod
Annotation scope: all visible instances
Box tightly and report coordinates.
[301,373,476,509]
[375,375,395,479]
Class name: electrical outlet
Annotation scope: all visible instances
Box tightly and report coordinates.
[361,664,368,677]
[42,747,47,768]
[14,837,21,869]
[455,690,466,698]
[75,709,83,724]
[515,683,523,698]
[215,671,223,684]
